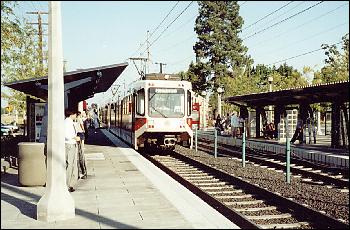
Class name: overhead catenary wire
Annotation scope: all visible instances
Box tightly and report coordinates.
[160,14,196,41]
[140,1,194,56]
[128,1,180,59]
[257,2,306,29]
[242,1,294,31]
[242,1,324,41]
[267,40,343,66]
[240,1,248,7]
[266,21,348,55]
[248,2,349,50]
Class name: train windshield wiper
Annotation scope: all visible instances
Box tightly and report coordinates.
[150,105,167,118]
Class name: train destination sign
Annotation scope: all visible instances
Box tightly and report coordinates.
[154,88,180,94]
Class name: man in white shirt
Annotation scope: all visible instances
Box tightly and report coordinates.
[64,110,80,192]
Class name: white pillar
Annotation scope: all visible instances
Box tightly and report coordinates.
[37,1,75,222]
[217,93,222,117]
[316,111,323,135]
[15,108,18,125]
[78,101,84,112]
[268,81,273,123]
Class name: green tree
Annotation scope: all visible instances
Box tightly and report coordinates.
[193,1,251,91]
[312,34,349,114]
[1,1,47,116]
[316,33,349,83]
[181,61,210,92]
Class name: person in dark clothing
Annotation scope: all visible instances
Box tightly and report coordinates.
[215,114,224,133]
[290,117,304,144]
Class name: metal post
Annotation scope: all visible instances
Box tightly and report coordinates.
[195,127,198,152]
[285,117,291,184]
[242,121,246,167]
[214,128,217,158]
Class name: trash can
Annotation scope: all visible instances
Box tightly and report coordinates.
[18,142,46,186]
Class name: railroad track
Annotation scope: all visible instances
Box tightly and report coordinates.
[197,137,349,189]
[142,150,348,229]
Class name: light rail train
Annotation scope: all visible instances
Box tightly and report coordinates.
[99,73,193,150]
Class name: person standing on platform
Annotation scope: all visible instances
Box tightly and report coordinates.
[93,109,99,133]
[82,109,89,141]
[64,110,80,192]
[230,111,239,138]
[224,113,231,134]
[290,116,304,144]
[76,111,85,149]
[215,114,224,134]
[75,111,87,179]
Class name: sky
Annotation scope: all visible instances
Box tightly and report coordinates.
[2,1,349,107]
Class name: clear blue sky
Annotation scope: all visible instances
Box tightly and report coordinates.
[3,1,349,106]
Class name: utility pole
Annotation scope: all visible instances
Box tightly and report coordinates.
[130,31,151,79]
[27,11,49,75]
[146,30,150,63]
[155,62,167,73]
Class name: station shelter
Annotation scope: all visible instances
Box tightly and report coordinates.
[224,80,349,149]
[4,62,128,142]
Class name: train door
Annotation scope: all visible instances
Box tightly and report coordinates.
[120,99,123,136]
[132,93,136,147]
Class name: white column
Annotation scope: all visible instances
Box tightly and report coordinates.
[202,97,206,130]
[78,101,84,112]
[317,111,323,135]
[217,93,222,117]
[37,1,75,222]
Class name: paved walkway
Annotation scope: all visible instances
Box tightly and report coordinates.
[1,128,239,229]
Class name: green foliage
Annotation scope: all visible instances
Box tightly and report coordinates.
[1,1,48,115]
[315,33,349,83]
[193,1,251,91]
[181,61,211,92]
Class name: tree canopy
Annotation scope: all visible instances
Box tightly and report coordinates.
[191,1,252,91]
[1,1,47,115]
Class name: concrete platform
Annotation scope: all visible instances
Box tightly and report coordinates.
[1,128,239,229]
[198,128,349,168]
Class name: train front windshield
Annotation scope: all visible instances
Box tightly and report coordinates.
[148,88,185,118]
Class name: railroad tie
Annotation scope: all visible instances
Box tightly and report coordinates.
[234,206,277,212]
[194,181,227,186]
[207,189,243,194]
[224,200,264,206]
[246,213,291,220]
[301,167,313,171]
[188,179,219,183]
[215,194,252,199]
[202,185,234,190]
[259,222,309,229]
[331,175,344,179]
[182,175,211,179]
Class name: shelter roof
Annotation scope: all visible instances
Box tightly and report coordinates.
[3,62,128,102]
[224,80,349,107]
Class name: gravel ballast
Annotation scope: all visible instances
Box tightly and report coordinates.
[174,145,349,224]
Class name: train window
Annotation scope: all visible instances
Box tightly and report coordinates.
[187,90,191,116]
[136,89,145,116]
[148,88,185,118]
